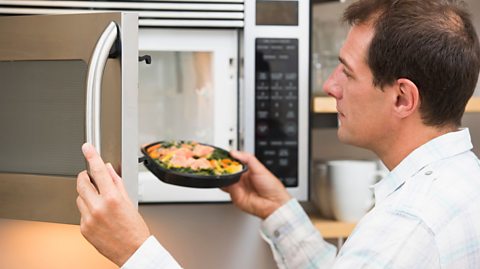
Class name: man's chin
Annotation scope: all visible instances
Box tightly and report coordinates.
[337,129,358,146]
[337,129,349,144]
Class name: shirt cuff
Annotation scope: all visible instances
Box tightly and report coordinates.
[121,236,182,269]
[260,199,336,268]
[261,199,319,250]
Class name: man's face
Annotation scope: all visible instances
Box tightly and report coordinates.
[323,23,394,150]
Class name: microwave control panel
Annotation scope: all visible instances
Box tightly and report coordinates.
[255,38,299,187]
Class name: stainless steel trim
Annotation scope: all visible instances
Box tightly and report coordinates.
[0,7,89,15]
[0,8,244,19]
[86,21,118,154]
[0,0,244,28]
[136,11,244,19]
[140,19,244,28]
[120,12,139,208]
[0,1,244,11]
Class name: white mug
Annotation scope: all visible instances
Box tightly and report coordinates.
[312,160,387,222]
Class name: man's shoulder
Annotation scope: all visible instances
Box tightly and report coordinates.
[397,151,480,233]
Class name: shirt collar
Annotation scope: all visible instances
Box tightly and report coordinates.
[372,128,473,204]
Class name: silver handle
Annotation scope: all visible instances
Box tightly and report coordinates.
[86,21,118,154]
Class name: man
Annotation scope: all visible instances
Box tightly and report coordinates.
[76,0,480,268]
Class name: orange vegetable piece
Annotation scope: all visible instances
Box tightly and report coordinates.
[147,144,162,153]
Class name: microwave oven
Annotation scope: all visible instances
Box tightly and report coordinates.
[0,0,310,217]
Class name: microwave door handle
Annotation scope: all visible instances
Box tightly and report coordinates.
[86,21,118,155]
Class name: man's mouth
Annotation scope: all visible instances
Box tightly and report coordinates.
[336,106,345,117]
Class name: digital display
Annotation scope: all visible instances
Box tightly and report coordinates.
[256,1,298,26]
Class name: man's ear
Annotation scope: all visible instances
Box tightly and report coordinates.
[393,78,420,119]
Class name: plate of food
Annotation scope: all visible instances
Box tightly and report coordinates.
[140,141,248,188]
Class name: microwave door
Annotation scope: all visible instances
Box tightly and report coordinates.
[0,13,138,224]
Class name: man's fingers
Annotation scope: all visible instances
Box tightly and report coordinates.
[229,150,250,163]
[230,150,271,174]
[76,170,100,208]
[222,183,240,196]
[76,195,90,218]
[106,163,130,201]
[82,143,115,194]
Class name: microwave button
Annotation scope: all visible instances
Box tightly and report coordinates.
[285,73,297,80]
[284,122,297,136]
[284,141,298,146]
[285,92,298,100]
[263,150,276,156]
[257,110,269,119]
[272,92,283,100]
[264,159,275,166]
[286,111,296,119]
[256,122,270,136]
[278,149,289,157]
[257,72,269,80]
[271,72,283,80]
[279,158,289,166]
[258,101,267,109]
[258,140,268,147]
[271,84,282,91]
[270,141,283,146]
[256,94,269,101]
[257,83,269,90]
[283,177,298,187]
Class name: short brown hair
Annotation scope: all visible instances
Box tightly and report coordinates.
[344,0,480,127]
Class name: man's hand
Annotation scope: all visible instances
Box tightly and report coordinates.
[222,151,292,219]
[76,143,150,266]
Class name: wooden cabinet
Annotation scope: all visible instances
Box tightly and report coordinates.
[313,96,480,113]
[309,215,356,239]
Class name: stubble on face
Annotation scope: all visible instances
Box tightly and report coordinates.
[335,22,390,151]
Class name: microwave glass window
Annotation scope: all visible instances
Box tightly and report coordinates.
[0,60,86,176]
[138,51,214,149]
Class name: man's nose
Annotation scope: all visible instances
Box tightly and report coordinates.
[323,65,342,99]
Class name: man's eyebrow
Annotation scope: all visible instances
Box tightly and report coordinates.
[338,56,354,73]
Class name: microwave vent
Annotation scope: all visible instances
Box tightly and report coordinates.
[0,0,245,28]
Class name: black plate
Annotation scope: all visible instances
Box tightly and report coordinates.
[140,141,248,188]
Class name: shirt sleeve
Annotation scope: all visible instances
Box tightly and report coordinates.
[121,235,183,269]
[260,199,337,269]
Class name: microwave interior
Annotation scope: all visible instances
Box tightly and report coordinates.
[137,28,239,202]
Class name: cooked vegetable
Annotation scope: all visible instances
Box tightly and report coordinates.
[147,141,243,176]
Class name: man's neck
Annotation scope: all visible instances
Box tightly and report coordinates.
[375,123,456,171]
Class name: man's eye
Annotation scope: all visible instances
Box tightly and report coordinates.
[341,68,351,78]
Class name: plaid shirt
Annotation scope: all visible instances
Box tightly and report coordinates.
[261,128,480,269]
